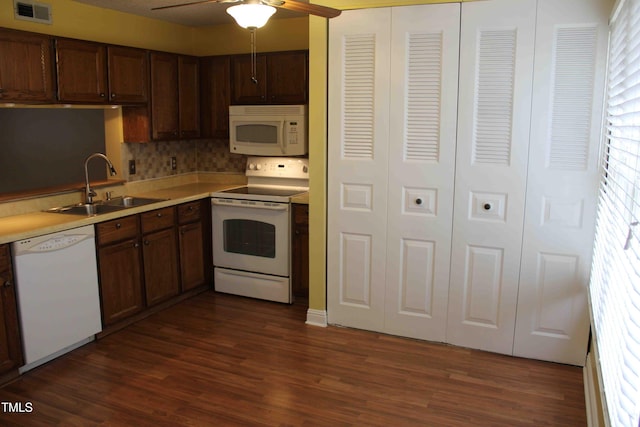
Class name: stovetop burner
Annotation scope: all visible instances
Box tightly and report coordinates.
[220,186,306,198]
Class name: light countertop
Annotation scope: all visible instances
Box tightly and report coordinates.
[0,182,308,245]
[0,183,239,245]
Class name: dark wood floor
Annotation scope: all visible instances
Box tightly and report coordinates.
[0,291,586,426]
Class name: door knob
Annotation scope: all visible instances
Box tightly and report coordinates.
[415,198,423,206]
[483,203,492,211]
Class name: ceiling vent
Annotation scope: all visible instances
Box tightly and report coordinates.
[14,0,52,25]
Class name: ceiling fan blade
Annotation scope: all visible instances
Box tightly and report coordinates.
[271,0,341,18]
[151,0,232,11]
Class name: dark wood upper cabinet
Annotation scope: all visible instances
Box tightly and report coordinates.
[56,39,149,104]
[200,55,231,139]
[107,46,149,103]
[178,55,200,139]
[55,38,108,103]
[150,52,179,140]
[267,51,308,104]
[231,54,267,104]
[0,28,55,102]
[231,50,308,105]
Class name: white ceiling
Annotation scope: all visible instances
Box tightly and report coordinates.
[72,0,306,27]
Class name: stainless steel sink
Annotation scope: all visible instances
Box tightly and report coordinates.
[46,196,167,216]
[103,196,167,208]
[46,203,126,216]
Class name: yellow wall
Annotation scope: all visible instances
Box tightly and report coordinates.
[193,17,309,56]
[0,0,307,55]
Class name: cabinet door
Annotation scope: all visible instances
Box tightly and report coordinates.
[384,3,460,343]
[267,51,308,104]
[107,46,148,104]
[98,239,144,326]
[150,52,179,140]
[55,38,108,103]
[446,0,537,355]
[179,221,205,292]
[178,55,200,138]
[291,204,309,298]
[0,245,23,374]
[200,55,231,138]
[513,0,610,366]
[327,8,391,332]
[231,54,267,104]
[0,28,54,102]
[143,228,180,306]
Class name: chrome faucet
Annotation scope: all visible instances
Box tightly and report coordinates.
[84,153,117,204]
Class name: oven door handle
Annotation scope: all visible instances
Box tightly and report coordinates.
[212,199,289,211]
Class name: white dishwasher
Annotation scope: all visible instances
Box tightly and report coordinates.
[12,224,102,373]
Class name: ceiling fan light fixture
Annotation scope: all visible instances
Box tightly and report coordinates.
[226,4,276,29]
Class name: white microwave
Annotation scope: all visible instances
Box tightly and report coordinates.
[229,105,307,156]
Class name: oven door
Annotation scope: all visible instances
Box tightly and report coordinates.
[212,198,290,277]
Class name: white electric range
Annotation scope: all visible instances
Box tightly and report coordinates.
[211,157,309,303]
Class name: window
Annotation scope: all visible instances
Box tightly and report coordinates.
[590,0,640,425]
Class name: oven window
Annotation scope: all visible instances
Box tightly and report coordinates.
[236,124,278,144]
[222,219,276,258]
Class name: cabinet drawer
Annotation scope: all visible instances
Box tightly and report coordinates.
[141,207,175,233]
[178,201,201,224]
[97,216,139,245]
[0,244,9,271]
[293,204,309,226]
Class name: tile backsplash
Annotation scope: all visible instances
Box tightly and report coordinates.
[122,139,246,181]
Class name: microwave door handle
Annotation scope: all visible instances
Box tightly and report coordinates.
[280,120,287,154]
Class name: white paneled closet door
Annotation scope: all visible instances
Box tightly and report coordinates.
[513,0,610,366]
[446,0,537,355]
[384,4,460,342]
[327,8,391,331]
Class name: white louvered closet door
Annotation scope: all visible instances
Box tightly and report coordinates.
[447,0,537,355]
[513,0,611,366]
[327,8,391,331]
[383,4,460,342]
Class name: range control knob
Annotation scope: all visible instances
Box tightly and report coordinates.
[256,164,262,170]
[303,165,308,173]
[248,163,256,170]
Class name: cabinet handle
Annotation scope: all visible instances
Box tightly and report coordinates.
[134,242,140,248]
[156,213,162,218]
[188,206,194,211]
[111,93,116,98]
[116,223,122,229]
[483,203,492,211]
[3,279,13,288]
[100,93,105,98]
[415,198,423,206]
[144,240,150,246]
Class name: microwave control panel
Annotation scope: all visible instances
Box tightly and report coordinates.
[287,121,299,145]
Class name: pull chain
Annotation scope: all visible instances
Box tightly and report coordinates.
[250,28,258,85]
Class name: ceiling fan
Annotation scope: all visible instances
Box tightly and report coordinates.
[152,0,342,28]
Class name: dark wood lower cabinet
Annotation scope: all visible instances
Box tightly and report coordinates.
[0,244,23,376]
[98,238,144,326]
[143,227,180,306]
[291,203,309,298]
[96,200,209,329]
[179,221,205,292]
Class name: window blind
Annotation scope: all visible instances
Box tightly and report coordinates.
[590,0,640,425]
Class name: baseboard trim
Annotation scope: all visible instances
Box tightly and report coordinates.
[584,350,605,427]
[305,309,327,327]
